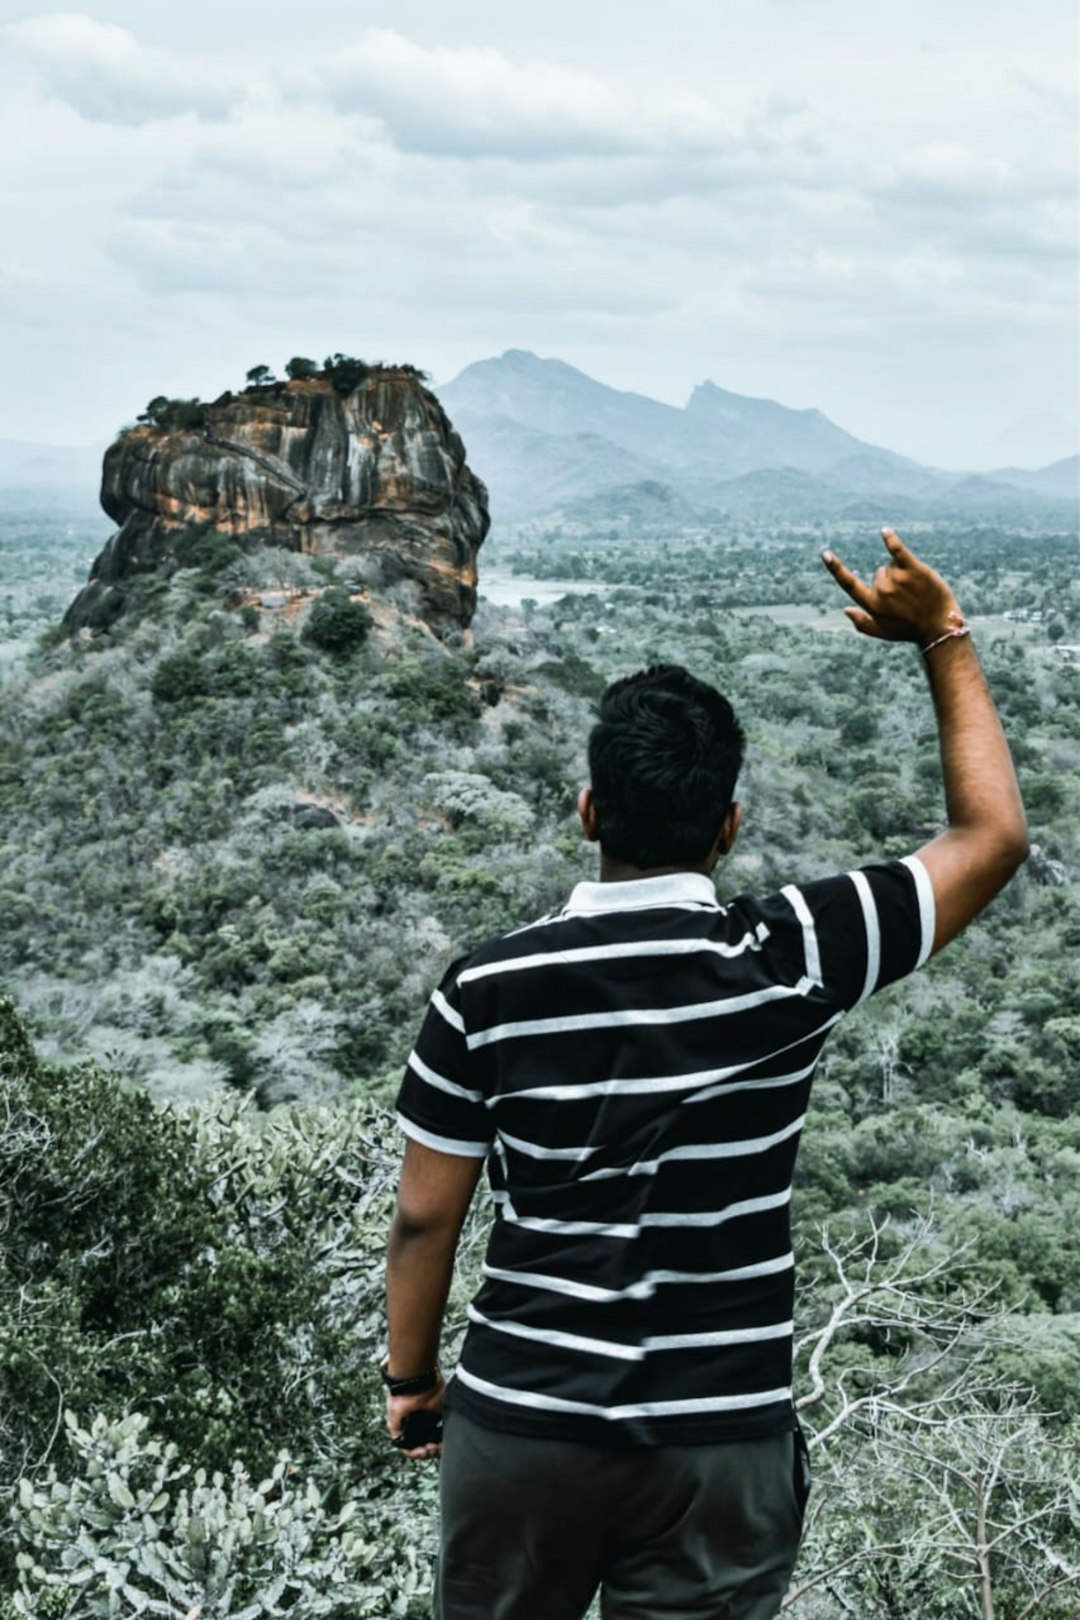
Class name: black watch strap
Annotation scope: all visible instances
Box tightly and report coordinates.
[380,1356,440,1395]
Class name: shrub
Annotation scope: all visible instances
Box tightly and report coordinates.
[0,997,428,1590]
[534,652,607,701]
[284,357,319,381]
[323,353,370,393]
[151,648,211,703]
[7,1412,427,1619]
[381,658,480,740]
[137,397,206,431]
[173,525,244,576]
[423,771,534,839]
[304,589,372,657]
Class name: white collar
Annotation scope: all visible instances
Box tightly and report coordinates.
[563,871,720,915]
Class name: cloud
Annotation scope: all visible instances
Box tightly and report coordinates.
[7,12,243,123]
[319,27,734,161]
[0,8,1073,466]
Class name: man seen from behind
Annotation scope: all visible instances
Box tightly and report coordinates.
[382,529,1029,1620]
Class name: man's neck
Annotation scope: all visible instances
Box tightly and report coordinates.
[599,853,715,884]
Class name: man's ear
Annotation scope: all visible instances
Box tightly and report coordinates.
[717,800,742,857]
[578,785,600,843]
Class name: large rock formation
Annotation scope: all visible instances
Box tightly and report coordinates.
[64,370,489,635]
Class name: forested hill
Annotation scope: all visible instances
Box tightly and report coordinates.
[1,361,1078,1612]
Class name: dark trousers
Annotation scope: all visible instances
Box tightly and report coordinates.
[435,1409,809,1620]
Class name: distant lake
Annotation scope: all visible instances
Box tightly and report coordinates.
[480,571,608,608]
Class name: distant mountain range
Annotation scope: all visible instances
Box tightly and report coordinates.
[440,350,1079,524]
[2,354,1076,528]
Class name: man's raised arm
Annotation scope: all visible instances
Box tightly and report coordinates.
[822,528,1029,954]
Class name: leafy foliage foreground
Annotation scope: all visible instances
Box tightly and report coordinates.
[0,995,449,1616]
[3,998,1079,1618]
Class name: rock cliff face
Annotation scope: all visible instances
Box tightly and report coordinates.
[64,371,489,635]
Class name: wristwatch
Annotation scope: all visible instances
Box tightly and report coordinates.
[379,1355,441,1395]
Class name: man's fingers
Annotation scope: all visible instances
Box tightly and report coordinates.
[881,527,915,568]
[843,606,887,639]
[821,550,874,610]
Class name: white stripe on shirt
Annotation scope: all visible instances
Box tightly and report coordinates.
[497,1108,806,1170]
[395,1112,490,1159]
[454,1364,792,1419]
[646,1319,793,1351]
[459,932,766,986]
[493,1184,791,1238]
[901,853,936,967]
[685,1051,826,1107]
[780,884,823,986]
[430,987,465,1034]
[480,1251,795,1305]
[467,1304,644,1361]
[848,869,881,1004]
[489,1011,842,1103]
[497,1127,597,1162]
[579,1116,806,1181]
[468,979,812,1051]
[408,1048,484,1104]
[467,1305,795,1360]
[641,1186,792,1229]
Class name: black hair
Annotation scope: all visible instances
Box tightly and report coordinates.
[587,664,745,869]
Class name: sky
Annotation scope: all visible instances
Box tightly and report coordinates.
[1,0,1077,470]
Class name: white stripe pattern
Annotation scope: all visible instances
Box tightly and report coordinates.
[480,1251,795,1305]
[848,869,881,1004]
[430,987,465,1034]
[467,979,812,1051]
[395,1112,490,1159]
[492,1184,791,1238]
[489,1011,843,1103]
[467,1304,795,1360]
[901,854,937,967]
[579,1115,806,1181]
[459,930,767,986]
[408,1048,484,1104]
[497,1127,597,1162]
[646,1320,793,1351]
[467,1304,643,1361]
[640,1185,791,1229]
[780,884,823,986]
[454,1364,792,1419]
[495,1108,807,1172]
[394,860,935,1439]
[685,1050,829,1107]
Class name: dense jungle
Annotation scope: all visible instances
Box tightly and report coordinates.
[1,461,1079,1615]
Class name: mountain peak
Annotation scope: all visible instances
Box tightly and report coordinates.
[688,379,827,423]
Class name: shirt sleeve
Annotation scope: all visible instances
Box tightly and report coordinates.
[395,963,493,1158]
[755,854,935,1015]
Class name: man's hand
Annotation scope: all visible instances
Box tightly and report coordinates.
[386,1378,446,1461]
[822,528,964,646]
[384,1140,484,1461]
[821,524,1027,955]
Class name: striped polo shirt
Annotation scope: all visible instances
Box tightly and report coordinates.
[395,857,935,1447]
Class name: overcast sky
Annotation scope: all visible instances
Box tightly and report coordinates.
[1,0,1076,469]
